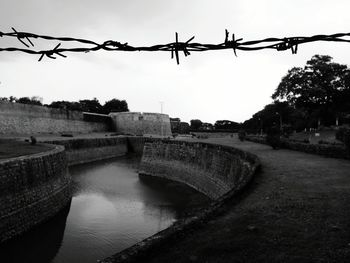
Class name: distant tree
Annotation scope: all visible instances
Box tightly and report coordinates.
[242,101,300,134]
[170,117,181,133]
[190,119,203,130]
[102,99,129,114]
[170,117,181,122]
[201,122,214,130]
[9,96,17,102]
[49,101,83,111]
[214,120,240,130]
[31,96,43,104]
[179,122,190,134]
[16,96,42,106]
[79,98,103,113]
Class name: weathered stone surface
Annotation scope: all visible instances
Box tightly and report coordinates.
[45,137,129,166]
[0,145,71,242]
[0,101,109,134]
[109,112,172,137]
[139,141,259,200]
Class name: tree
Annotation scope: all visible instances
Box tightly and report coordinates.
[190,119,203,130]
[79,98,103,113]
[214,120,240,130]
[49,100,83,111]
[242,101,301,134]
[273,55,350,126]
[102,99,129,114]
[16,96,42,106]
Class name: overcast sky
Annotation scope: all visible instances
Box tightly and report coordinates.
[1,0,350,123]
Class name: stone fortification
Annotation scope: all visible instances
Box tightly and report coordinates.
[139,140,259,199]
[0,145,71,242]
[109,112,172,137]
[102,139,260,263]
[0,101,109,135]
[45,137,129,166]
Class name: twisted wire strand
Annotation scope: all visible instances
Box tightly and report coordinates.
[0,28,350,64]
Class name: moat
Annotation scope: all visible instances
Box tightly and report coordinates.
[0,155,210,263]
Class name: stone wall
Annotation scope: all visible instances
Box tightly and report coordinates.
[0,145,71,242]
[109,112,172,137]
[139,140,260,199]
[246,135,350,160]
[0,101,109,135]
[102,139,260,262]
[45,137,129,166]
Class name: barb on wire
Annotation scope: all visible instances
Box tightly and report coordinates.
[0,28,350,64]
[11,27,34,48]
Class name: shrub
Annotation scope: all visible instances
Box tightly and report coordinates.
[266,125,281,149]
[238,130,246,141]
[336,127,350,153]
[336,127,349,142]
[303,139,310,144]
[343,130,350,153]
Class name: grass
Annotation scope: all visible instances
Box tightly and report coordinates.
[0,139,53,160]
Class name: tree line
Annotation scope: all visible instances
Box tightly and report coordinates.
[242,55,350,134]
[0,96,129,115]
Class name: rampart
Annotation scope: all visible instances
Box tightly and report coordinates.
[0,136,260,261]
[109,112,172,137]
[102,138,260,262]
[0,144,71,242]
[0,101,110,134]
[139,141,259,199]
[45,137,129,166]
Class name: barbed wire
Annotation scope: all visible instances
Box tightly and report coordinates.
[1,28,350,64]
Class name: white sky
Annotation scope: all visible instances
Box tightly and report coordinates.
[0,0,350,123]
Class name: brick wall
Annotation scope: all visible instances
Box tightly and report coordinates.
[0,145,71,242]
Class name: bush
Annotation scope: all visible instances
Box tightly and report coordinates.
[303,139,310,144]
[238,130,246,141]
[344,130,350,153]
[336,127,349,142]
[266,125,281,149]
[336,127,350,153]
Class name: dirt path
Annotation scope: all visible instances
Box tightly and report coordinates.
[141,136,350,263]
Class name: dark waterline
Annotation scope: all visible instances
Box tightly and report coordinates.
[0,155,209,263]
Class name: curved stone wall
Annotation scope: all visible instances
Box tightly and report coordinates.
[139,140,260,199]
[0,145,71,242]
[44,137,129,166]
[102,139,260,262]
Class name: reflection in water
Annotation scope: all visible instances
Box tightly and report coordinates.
[0,201,71,263]
[0,155,209,263]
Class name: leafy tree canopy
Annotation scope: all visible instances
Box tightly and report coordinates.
[273,55,350,110]
[103,99,129,113]
[272,55,350,126]
[190,119,203,130]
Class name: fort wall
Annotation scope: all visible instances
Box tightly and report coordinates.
[139,140,259,199]
[0,145,71,242]
[109,112,172,137]
[0,101,109,135]
[45,137,129,166]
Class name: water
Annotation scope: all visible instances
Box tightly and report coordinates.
[0,155,209,263]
